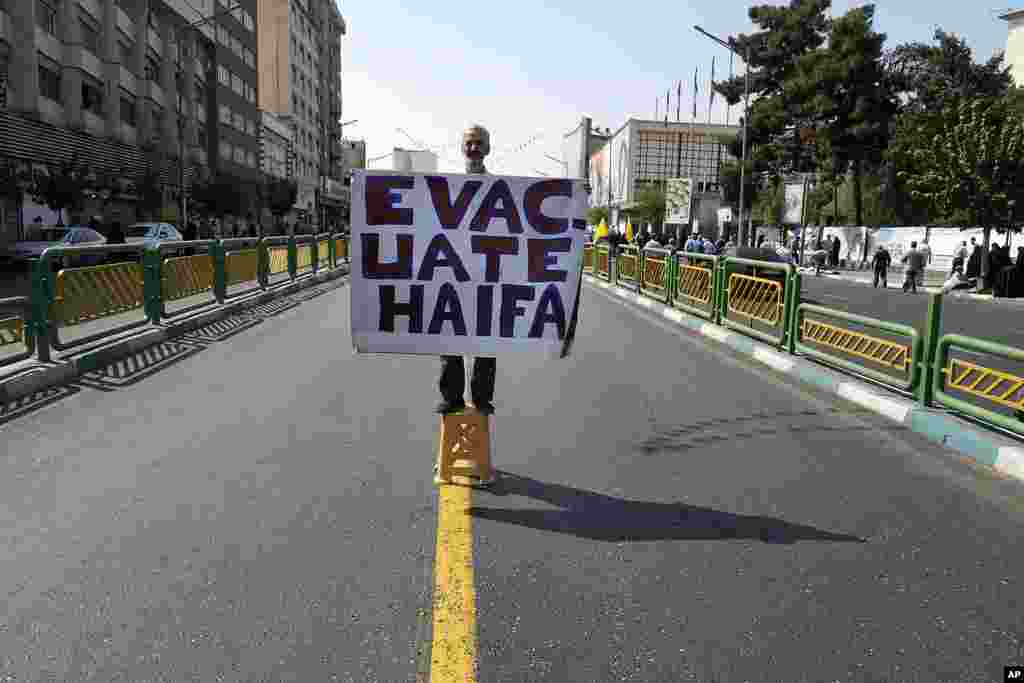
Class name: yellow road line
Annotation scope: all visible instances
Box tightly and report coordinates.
[430,484,478,682]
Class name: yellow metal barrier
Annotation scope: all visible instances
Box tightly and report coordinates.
[318,240,330,264]
[162,255,214,302]
[677,264,712,304]
[297,244,313,271]
[943,358,1024,411]
[52,262,145,326]
[727,273,783,325]
[0,316,24,347]
[334,237,348,261]
[269,246,289,275]
[226,249,259,286]
[801,318,911,371]
[641,252,668,294]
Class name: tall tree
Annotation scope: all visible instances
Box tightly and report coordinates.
[266,177,298,235]
[33,154,89,225]
[793,4,896,227]
[900,98,1024,275]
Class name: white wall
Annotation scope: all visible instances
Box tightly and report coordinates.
[1007,15,1024,86]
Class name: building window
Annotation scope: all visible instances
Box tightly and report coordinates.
[152,107,164,138]
[220,141,231,160]
[37,53,61,102]
[195,82,205,104]
[246,119,256,136]
[37,0,57,35]
[232,111,243,130]
[233,146,245,164]
[219,103,230,124]
[231,73,242,95]
[242,10,254,32]
[247,151,256,168]
[80,15,101,56]
[198,125,207,148]
[120,93,137,126]
[218,65,229,86]
[216,24,228,47]
[243,47,254,69]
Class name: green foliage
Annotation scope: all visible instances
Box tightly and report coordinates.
[266,177,299,218]
[900,98,1024,232]
[33,154,90,224]
[627,187,667,229]
[586,206,609,226]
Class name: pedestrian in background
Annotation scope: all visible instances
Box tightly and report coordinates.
[901,241,926,293]
[871,245,891,288]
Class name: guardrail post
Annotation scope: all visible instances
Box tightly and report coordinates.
[288,236,297,280]
[715,258,727,325]
[257,238,269,289]
[667,253,677,305]
[143,246,162,324]
[785,269,802,355]
[31,258,52,362]
[329,235,337,269]
[213,240,227,303]
[917,292,943,406]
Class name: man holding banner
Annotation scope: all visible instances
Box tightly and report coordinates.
[349,125,589,416]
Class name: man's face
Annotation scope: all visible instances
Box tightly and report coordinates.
[463,130,488,161]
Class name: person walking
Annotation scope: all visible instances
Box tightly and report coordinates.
[871,245,891,288]
[831,236,842,268]
[901,241,926,293]
[438,125,498,416]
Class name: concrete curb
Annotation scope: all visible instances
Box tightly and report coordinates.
[0,266,349,405]
[585,274,1024,484]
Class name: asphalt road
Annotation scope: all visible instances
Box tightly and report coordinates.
[802,272,1024,349]
[1,276,1023,681]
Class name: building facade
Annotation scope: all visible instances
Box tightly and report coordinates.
[260,109,291,179]
[1001,9,1024,86]
[256,0,345,230]
[561,117,610,179]
[589,118,739,237]
[0,0,264,244]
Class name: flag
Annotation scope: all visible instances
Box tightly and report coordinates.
[625,220,634,242]
[708,56,716,124]
[692,66,699,120]
[676,80,681,122]
[595,219,609,241]
[665,88,669,126]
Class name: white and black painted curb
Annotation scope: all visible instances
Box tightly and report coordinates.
[0,267,349,406]
[586,275,1024,484]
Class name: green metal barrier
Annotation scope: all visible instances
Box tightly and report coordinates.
[795,302,922,393]
[615,245,640,290]
[296,235,315,274]
[932,333,1024,437]
[673,252,718,322]
[719,257,794,347]
[159,241,218,320]
[638,248,672,303]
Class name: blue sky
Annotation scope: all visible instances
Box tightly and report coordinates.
[340,0,1014,175]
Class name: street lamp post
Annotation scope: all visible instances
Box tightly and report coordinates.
[694,25,752,246]
[318,118,357,233]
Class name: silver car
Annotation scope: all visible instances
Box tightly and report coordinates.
[5,226,108,269]
[124,222,183,245]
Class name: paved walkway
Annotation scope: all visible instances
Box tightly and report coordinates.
[0,277,1022,681]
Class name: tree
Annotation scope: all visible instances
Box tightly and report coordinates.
[33,154,89,225]
[627,187,667,235]
[793,5,896,227]
[900,98,1024,276]
[586,206,609,227]
[266,177,298,234]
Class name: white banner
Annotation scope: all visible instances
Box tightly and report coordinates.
[664,178,692,224]
[783,182,805,224]
[717,207,733,225]
[351,171,588,357]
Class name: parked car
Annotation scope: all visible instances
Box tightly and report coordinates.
[2,226,108,269]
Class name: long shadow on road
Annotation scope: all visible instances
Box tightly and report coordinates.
[472,471,865,544]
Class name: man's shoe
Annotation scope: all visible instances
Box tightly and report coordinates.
[436,400,466,415]
[473,401,495,416]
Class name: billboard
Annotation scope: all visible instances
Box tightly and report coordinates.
[783,181,805,224]
[664,178,693,224]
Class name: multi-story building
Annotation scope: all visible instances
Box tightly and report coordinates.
[1001,9,1024,86]
[589,118,739,238]
[260,110,291,180]
[340,138,365,176]
[0,0,261,242]
[257,0,345,230]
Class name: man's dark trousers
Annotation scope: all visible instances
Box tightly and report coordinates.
[440,356,495,407]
